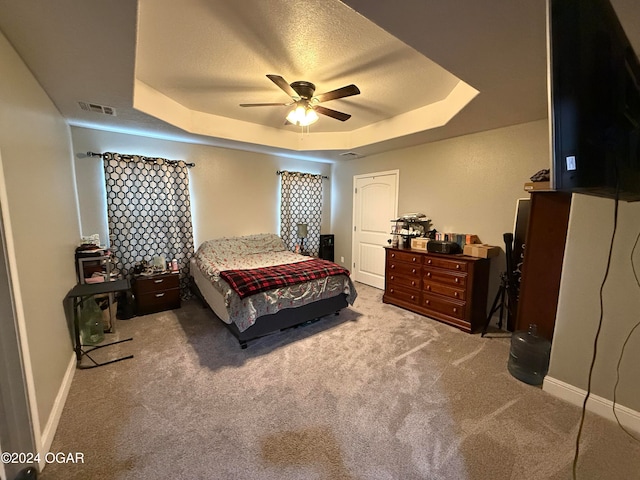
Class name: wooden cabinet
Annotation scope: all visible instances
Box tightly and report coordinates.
[515,191,572,341]
[133,272,181,315]
[383,247,490,333]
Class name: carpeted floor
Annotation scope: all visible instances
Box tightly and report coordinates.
[41,283,640,479]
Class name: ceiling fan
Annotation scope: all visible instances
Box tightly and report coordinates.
[240,74,360,125]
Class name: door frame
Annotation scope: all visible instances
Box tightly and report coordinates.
[0,150,39,478]
[351,169,399,286]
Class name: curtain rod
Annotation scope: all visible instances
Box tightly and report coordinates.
[276,170,328,179]
[86,151,195,168]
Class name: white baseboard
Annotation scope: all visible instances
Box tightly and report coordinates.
[38,354,75,470]
[543,375,640,436]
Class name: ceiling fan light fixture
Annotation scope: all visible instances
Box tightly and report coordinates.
[241,75,360,126]
[286,104,319,127]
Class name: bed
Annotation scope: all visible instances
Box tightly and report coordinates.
[189,233,357,348]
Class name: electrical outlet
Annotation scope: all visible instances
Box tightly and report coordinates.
[340,256,344,263]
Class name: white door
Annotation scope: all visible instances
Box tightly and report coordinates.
[352,170,399,289]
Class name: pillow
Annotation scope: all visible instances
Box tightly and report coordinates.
[197,233,285,259]
[238,233,286,254]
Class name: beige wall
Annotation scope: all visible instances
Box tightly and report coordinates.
[0,31,79,435]
[549,194,640,412]
[331,119,640,417]
[70,127,332,249]
[331,120,549,277]
[73,120,549,280]
[2,32,637,454]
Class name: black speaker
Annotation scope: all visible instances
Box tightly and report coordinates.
[319,234,334,261]
[426,240,461,254]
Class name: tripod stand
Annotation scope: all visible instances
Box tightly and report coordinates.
[481,232,518,337]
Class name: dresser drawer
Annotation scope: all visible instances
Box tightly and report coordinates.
[424,281,466,300]
[424,268,467,288]
[425,256,468,272]
[387,250,423,265]
[136,287,181,315]
[135,273,180,294]
[422,293,466,320]
[385,285,421,306]
[387,272,421,290]
[387,261,421,278]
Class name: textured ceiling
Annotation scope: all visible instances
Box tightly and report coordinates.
[0,0,639,161]
[135,0,463,133]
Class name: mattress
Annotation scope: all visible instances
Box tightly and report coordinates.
[190,256,356,333]
[191,258,231,323]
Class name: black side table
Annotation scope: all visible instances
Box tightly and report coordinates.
[66,279,133,369]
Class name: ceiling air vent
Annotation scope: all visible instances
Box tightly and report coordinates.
[339,152,361,159]
[78,101,116,116]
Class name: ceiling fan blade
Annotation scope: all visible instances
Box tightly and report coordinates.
[313,105,352,122]
[239,103,289,107]
[266,74,297,98]
[314,84,360,103]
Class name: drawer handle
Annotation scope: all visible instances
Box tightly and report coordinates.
[453,307,458,313]
[412,257,417,262]
[410,295,415,300]
[427,272,431,277]
[455,278,459,283]
[391,253,396,258]
[427,259,432,264]
[454,292,459,297]
[412,268,417,274]
[411,281,416,286]
[155,293,165,298]
[456,264,461,270]
[154,279,164,284]
[390,275,394,280]
[390,288,394,294]
[391,264,396,269]
[426,285,431,291]
[425,299,430,305]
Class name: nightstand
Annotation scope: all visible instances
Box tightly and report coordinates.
[133,272,181,315]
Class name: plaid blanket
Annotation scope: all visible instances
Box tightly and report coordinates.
[220,258,351,300]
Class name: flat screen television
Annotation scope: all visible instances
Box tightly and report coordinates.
[548,0,640,201]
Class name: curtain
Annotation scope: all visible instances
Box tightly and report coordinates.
[280,171,323,256]
[103,152,194,296]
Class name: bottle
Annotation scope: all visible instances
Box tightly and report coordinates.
[507,324,551,386]
[80,297,105,345]
[171,259,178,272]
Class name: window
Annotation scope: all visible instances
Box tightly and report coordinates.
[103,152,194,295]
[279,171,323,256]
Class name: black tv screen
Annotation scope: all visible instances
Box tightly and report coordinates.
[549,0,640,201]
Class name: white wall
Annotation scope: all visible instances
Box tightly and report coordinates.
[548,194,640,414]
[70,127,333,249]
[0,30,79,446]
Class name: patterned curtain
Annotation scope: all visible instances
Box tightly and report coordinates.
[279,171,323,256]
[103,152,194,296]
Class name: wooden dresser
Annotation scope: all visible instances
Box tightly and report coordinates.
[383,247,490,333]
[133,272,181,316]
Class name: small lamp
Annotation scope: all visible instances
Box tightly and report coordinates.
[297,223,308,254]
